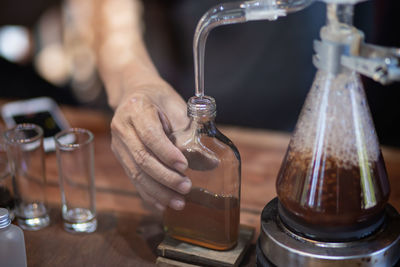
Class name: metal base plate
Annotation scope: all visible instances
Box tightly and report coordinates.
[258,198,400,267]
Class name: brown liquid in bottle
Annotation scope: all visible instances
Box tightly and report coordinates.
[277,150,390,241]
[164,187,240,250]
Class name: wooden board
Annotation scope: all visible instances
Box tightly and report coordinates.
[156,258,201,267]
[156,225,254,267]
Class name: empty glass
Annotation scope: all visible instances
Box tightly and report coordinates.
[55,128,97,233]
[0,125,15,220]
[4,124,50,230]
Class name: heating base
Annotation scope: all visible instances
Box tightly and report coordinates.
[257,198,400,267]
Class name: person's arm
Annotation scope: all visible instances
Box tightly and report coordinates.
[95,0,156,109]
[94,0,191,211]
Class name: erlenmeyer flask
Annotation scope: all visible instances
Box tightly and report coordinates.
[276,70,390,241]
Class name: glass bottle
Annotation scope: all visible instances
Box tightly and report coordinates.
[163,96,241,250]
[0,208,27,267]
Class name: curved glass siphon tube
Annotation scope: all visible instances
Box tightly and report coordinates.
[193,2,247,97]
[193,0,315,97]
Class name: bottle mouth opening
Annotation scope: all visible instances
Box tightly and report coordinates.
[187,96,216,118]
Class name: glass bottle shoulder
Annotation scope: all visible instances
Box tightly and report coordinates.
[172,120,240,169]
[0,224,24,242]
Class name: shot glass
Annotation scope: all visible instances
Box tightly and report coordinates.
[0,126,15,220]
[4,124,50,230]
[55,128,97,233]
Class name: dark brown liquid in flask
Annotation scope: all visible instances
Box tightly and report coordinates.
[163,96,241,250]
[276,71,391,241]
[164,188,240,250]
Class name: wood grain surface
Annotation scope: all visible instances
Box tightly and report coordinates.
[157,225,254,267]
[2,102,400,267]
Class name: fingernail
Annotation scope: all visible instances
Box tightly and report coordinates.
[174,162,187,173]
[155,203,165,211]
[170,199,185,210]
[178,178,192,194]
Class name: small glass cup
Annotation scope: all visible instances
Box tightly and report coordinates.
[55,128,97,233]
[0,125,15,220]
[4,124,50,230]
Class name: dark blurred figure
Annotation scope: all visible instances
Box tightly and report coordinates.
[363,1,400,147]
[0,0,106,108]
[0,0,76,103]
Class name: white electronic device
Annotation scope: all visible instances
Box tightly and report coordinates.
[1,97,71,152]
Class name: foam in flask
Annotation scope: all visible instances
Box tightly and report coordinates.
[276,64,390,241]
[0,208,27,267]
[275,4,392,241]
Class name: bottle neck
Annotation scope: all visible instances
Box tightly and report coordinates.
[187,95,217,135]
[316,3,363,75]
[326,4,354,27]
[187,96,217,121]
[190,118,217,137]
[0,208,11,229]
[322,4,357,43]
[190,115,216,124]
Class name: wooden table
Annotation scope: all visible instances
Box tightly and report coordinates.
[5,104,400,267]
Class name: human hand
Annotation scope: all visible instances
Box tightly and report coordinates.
[110,81,191,211]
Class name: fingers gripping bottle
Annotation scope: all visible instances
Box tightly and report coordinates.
[163,96,241,250]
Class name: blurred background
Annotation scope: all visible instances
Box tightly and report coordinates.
[0,0,399,146]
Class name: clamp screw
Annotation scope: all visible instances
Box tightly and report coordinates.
[373,67,388,84]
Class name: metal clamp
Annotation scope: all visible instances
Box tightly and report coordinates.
[342,43,400,85]
[313,40,350,75]
[314,39,400,85]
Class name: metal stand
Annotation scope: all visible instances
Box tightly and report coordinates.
[257,198,400,267]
